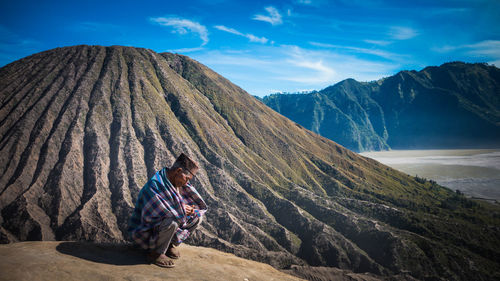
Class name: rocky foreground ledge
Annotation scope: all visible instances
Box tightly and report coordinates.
[0,241,396,281]
[0,241,304,281]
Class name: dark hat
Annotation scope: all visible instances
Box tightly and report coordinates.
[173,153,199,174]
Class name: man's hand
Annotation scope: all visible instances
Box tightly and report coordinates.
[184,204,195,216]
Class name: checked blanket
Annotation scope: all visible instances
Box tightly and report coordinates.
[128,167,207,250]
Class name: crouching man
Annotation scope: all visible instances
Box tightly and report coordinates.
[128,153,207,268]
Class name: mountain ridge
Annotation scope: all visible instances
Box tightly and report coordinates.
[263,61,500,152]
[1,45,500,281]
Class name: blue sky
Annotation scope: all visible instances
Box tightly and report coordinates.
[1,0,499,96]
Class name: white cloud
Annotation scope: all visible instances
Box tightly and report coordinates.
[431,45,457,53]
[246,34,268,44]
[433,40,500,65]
[150,16,209,46]
[284,59,336,83]
[464,40,500,57]
[309,41,401,60]
[214,25,268,44]
[253,6,283,25]
[214,25,243,36]
[364,39,392,46]
[170,47,204,53]
[294,0,328,6]
[281,46,336,83]
[191,45,401,96]
[280,45,400,85]
[389,26,418,40]
[309,42,335,48]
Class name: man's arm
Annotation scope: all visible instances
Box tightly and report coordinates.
[182,183,208,211]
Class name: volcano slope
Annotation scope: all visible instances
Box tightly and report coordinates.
[0,45,499,280]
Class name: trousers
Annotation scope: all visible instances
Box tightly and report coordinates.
[154,216,202,254]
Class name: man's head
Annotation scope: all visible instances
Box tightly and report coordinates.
[168,153,199,188]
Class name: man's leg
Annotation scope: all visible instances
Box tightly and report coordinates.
[155,220,179,255]
[167,216,203,258]
[148,220,178,268]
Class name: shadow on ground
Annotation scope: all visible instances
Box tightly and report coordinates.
[56,242,148,266]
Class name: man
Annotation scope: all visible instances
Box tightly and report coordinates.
[128,153,207,268]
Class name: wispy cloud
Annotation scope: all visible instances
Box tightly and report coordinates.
[193,44,400,96]
[150,16,209,46]
[253,6,283,25]
[364,39,392,46]
[388,26,418,40]
[214,25,268,44]
[170,47,205,53]
[281,45,400,85]
[431,45,456,53]
[308,42,335,48]
[309,41,401,60]
[214,25,241,36]
[293,0,329,6]
[434,40,500,66]
[284,58,336,84]
[246,34,269,44]
[464,40,500,57]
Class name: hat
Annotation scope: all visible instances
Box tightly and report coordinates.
[173,153,199,174]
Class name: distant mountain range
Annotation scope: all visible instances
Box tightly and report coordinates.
[1,46,499,281]
[262,62,500,152]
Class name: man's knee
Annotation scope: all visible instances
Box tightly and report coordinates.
[154,220,179,254]
[158,219,179,233]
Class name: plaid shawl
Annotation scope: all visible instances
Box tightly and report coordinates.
[127,167,207,249]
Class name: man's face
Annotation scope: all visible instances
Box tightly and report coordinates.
[172,167,197,188]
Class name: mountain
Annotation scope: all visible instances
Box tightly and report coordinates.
[1,45,500,281]
[262,62,500,152]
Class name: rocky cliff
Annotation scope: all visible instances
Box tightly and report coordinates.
[1,46,499,280]
[263,62,500,152]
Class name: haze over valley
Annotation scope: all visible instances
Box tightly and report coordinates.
[361,149,500,202]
